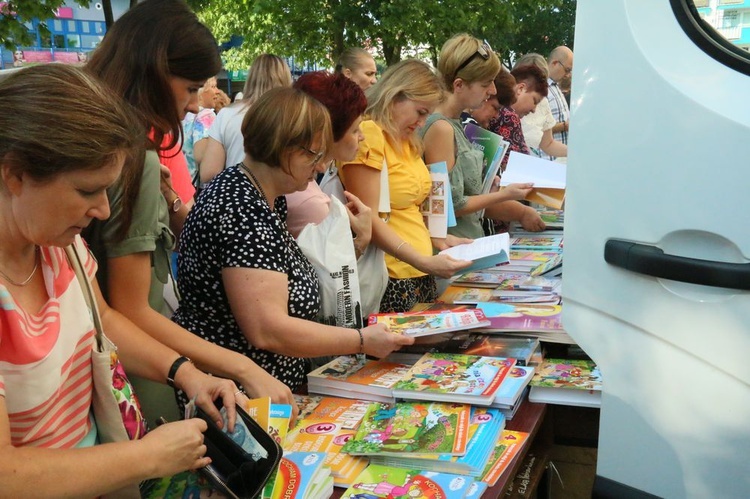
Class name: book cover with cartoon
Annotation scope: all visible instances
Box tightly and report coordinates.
[368,310,490,338]
[341,463,474,499]
[529,359,601,391]
[392,353,516,406]
[307,356,412,397]
[480,430,530,487]
[341,401,471,456]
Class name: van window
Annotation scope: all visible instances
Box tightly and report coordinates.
[674,0,750,75]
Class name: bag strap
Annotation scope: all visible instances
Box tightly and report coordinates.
[64,244,104,350]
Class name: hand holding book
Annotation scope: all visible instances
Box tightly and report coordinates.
[361,322,415,358]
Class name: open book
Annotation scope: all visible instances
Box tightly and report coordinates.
[440,233,510,273]
[500,151,566,209]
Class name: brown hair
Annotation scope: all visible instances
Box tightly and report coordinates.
[0,65,142,186]
[493,69,518,107]
[242,87,333,170]
[510,64,549,97]
[86,0,220,238]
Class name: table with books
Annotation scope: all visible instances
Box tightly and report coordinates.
[244,212,602,499]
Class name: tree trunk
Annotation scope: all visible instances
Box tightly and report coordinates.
[382,41,401,67]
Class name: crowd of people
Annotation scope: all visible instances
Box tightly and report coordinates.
[0,0,573,494]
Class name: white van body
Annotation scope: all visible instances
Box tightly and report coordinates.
[565,0,750,497]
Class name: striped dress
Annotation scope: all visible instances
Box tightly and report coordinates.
[0,236,97,448]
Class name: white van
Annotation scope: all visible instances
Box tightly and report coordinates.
[566,1,750,497]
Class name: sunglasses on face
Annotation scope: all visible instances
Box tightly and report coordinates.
[453,39,493,81]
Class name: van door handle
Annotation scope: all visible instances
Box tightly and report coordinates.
[604,239,750,290]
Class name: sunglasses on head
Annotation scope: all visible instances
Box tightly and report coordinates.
[453,39,493,80]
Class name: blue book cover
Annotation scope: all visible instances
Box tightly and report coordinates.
[492,366,536,407]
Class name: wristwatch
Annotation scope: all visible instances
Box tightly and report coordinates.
[167,194,182,213]
[166,356,192,387]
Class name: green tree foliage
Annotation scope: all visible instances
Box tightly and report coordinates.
[190,0,576,70]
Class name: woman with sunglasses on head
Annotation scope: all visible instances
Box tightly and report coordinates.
[173,87,413,392]
[0,63,234,498]
[340,59,472,313]
[422,34,537,240]
[84,0,296,421]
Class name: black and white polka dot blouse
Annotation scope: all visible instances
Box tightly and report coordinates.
[173,165,320,391]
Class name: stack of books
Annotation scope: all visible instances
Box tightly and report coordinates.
[528,358,602,408]
[480,430,531,487]
[284,396,371,487]
[489,366,537,420]
[306,356,412,403]
[340,463,477,498]
[391,352,516,406]
[266,452,333,499]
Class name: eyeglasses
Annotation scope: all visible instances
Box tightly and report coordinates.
[555,60,573,75]
[452,39,493,80]
[299,145,325,166]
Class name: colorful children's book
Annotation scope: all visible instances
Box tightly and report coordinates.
[421,161,456,238]
[439,233,511,273]
[440,285,560,305]
[268,452,332,499]
[528,359,602,408]
[307,355,412,401]
[478,304,565,333]
[510,235,564,252]
[481,430,530,486]
[491,366,536,408]
[368,309,491,338]
[464,122,510,202]
[268,403,293,445]
[371,407,505,476]
[243,396,271,430]
[341,463,475,499]
[391,352,516,406]
[493,274,561,293]
[464,480,489,499]
[386,332,539,367]
[284,396,371,487]
[341,401,472,457]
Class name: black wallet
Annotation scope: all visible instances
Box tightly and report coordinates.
[195,403,283,499]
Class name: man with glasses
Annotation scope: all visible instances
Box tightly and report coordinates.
[543,45,574,160]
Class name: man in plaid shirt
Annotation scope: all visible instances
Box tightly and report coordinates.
[542,46,574,160]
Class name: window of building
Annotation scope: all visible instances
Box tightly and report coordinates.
[675,0,750,75]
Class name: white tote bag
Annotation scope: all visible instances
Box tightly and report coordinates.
[319,162,389,318]
[297,196,364,328]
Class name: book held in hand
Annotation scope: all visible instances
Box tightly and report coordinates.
[439,233,511,273]
[392,352,516,406]
[368,308,491,338]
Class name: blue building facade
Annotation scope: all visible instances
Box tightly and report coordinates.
[0,1,129,69]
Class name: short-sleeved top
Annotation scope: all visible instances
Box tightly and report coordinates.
[172,165,319,390]
[285,180,331,239]
[182,108,217,185]
[83,150,175,314]
[420,113,486,240]
[339,120,432,279]
[488,106,531,170]
[0,236,96,448]
[151,131,196,203]
[208,103,249,168]
[521,97,556,156]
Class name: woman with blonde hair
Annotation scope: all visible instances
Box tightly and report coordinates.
[174,87,412,391]
[200,54,293,184]
[335,47,378,90]
[340,59,471,313]
[422,33,536,239]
